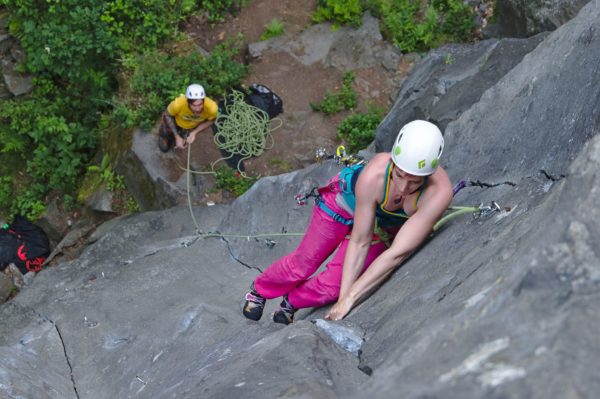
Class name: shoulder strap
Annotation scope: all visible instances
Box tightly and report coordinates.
[338,163,365,212]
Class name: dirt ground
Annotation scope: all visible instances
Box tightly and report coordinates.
[165,1,405,202]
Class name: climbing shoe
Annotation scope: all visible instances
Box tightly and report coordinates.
[158,126,174,153]
[242,285,266,321]
[273,296,296,325]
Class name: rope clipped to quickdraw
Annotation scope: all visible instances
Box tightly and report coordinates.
[212,90,282,177]
[433,202,502,232]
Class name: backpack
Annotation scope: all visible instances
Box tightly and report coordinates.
[0,215,50,274]
[244,84,283,119]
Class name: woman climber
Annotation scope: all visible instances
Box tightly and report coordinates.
[158,83,218,152]
[241,120,453,324]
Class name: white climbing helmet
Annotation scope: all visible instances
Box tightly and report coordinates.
[185,84,205,100]
[391,120,444,176]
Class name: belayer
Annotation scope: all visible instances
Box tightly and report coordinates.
[242,120,453,324]
[158,83,218,152]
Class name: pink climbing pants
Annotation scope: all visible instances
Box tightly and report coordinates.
[253,192,387,309]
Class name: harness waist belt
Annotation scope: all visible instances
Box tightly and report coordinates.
[315,197,354,226]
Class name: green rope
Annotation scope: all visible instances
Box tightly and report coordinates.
[212,90,282,177]
[176,90,282,178]
[433,206,481,232]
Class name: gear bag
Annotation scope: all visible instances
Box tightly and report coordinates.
[0,215,50,274]
[244,84,283,119]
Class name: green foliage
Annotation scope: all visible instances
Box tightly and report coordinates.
[434,0,476,41]
[215,166,257,197]
[113,36,247,130]
[268,157,294,173]
[125,196,140,213]
[260,19,285,41]
[86,155,125,192]
[199,0,248,23]
[101,0,198,52]
[0,0,251,220]
[0,176,13,219]
[336,108,384,153]
[365,0,476,53]
[80,153,138,215]
[310,72,358,115]
[4,0,116,83]
[0,80,97,219]
[313,0,362,28]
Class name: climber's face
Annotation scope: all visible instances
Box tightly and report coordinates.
[392,166,425,196]
[188,99,204,115]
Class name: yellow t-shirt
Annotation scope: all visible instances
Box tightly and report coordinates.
[167,95,218,130]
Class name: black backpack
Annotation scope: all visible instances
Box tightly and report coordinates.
[0,215,50,274]
[244,84,283,119]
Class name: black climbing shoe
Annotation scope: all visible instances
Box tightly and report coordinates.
[242,285,266,321]
[273,296,296,325]
[158,126,174,153]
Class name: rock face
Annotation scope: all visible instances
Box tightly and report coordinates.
[0,9,33,98]
[495,0,590,37]
[2,2,600,399]
[375,33,547,152]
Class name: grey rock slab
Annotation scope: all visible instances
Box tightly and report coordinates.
[121,129,184,211]
[375,34,547,152]
[496,0,591,37]
[85,188,114,213]
[0,271,13,303]
[249,11,399,72]
[443,0,600,184]
[2,67,33,96]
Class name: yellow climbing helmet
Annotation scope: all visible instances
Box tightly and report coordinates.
[391,120,444,176]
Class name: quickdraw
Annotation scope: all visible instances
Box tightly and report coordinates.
[314,145,366,167]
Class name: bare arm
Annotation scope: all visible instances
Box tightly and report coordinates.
[187,119,215,144]
[326,167,452,320]
[337,175,378,300]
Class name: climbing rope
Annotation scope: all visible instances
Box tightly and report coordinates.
[183,140,503,247]
[433,202,502,232]
[176,89,283,178]
[213,90,282,176]
[184,142,304,239]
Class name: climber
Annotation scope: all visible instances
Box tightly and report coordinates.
[241,120,453,324]
[158,83,218,152]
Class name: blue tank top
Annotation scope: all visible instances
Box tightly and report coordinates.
[374,162,425,229]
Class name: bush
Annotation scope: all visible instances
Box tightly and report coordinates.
[260,19,285,41]
[101,0,199,52]
[0,80,97,219]
[199,0,248,23]
[310,72,358,115]
[336,108,384,153]
[313,0,362,28]
[113,36,247,130]
[366,0,476,53]
[215,166,257,197]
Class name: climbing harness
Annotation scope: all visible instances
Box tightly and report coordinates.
[297,147,504,232]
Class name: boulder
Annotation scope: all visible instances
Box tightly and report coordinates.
[495,0,590,37]
[375,33,547,152]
